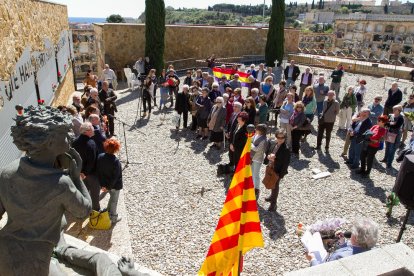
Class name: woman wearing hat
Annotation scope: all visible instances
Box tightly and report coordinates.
[207,97,227,149]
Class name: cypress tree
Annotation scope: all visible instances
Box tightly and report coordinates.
[384,4,388,14]
[311,0,315,9]
[265,0,285,67]
[145,0,166,75]
[411,4,414,14]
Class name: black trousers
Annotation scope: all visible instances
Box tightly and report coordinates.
[360,146,378,173]
[383,105,393,116]
[291,129,302,154]
[191,115,198,130]
[317,122,334,148]
[143,90,152,113]
[108,115,114,136]
[84,175,101,211]
[178,111,188,128]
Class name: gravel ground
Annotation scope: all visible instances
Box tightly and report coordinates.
[114,68,414,276]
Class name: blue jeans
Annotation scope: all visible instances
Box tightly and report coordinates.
[251,161,262,189]
[316,101,324,117]
[108,189,120,220]
[385,133,402,167]
[286,78,294,88]
[348,138,363,168]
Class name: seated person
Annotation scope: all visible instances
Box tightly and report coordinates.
[305,217,378,266]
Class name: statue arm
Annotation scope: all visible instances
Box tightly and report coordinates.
[61,148,92,218]
[62,177,92,219]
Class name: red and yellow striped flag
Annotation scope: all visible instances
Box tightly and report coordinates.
[212,67,252,85]
[198,134,264,276]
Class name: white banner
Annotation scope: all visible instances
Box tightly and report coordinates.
[0,47,38,167]
[56,30,70,81]
[32,39,58,104]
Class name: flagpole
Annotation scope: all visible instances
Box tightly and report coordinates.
[237,125,255,276]
[237,251,242,276]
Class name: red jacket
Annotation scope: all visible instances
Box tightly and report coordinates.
[369,125,387,148]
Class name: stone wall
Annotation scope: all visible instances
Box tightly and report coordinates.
[93,24,300,76]
[0,0,69,80]
[51,65,75,107]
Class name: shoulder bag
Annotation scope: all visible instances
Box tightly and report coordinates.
[262,161,280,189]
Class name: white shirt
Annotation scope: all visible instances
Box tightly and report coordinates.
[102,68,117,83]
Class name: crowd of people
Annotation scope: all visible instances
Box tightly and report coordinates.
[56,65,124,225]
[124,58,413,214]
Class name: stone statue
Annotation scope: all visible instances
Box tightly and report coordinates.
[0,105,92,276]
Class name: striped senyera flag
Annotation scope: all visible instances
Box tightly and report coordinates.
[198,133,264,276]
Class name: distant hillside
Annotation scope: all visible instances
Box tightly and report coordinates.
[138,4,308,26]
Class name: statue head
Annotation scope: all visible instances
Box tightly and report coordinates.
[11,106,73,159]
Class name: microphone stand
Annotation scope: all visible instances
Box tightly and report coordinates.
[110,115,141,170]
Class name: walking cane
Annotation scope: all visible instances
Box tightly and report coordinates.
[223,131,226,152]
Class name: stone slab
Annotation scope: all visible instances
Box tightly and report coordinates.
[285,243,414,276]
[285,260,351,276]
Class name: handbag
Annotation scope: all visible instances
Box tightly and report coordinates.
[262,161,280,189]
[385,132,398,144]
[318,101,333,125]
[88,209,112,230]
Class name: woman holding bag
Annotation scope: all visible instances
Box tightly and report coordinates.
[264,128,291,212]
[382,105,404,168]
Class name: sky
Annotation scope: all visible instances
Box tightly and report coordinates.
[53,0,409,18]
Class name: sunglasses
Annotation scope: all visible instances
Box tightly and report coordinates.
[276,136,285,139]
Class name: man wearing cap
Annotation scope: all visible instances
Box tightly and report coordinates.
[383,82,402,116]
[368,96,384,125]
[229,74,242,91]
[346,108,373,169]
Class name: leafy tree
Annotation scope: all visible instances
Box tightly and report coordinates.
[106,14,125,23]
[311,0,315,9]
[145,0,166,76]
[265,0,285,67]
[339,6,349,14]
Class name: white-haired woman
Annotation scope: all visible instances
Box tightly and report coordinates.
[209,82,221,103]
[207,97,227,149]
[306,217,378,266]
[338,86,357,130]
